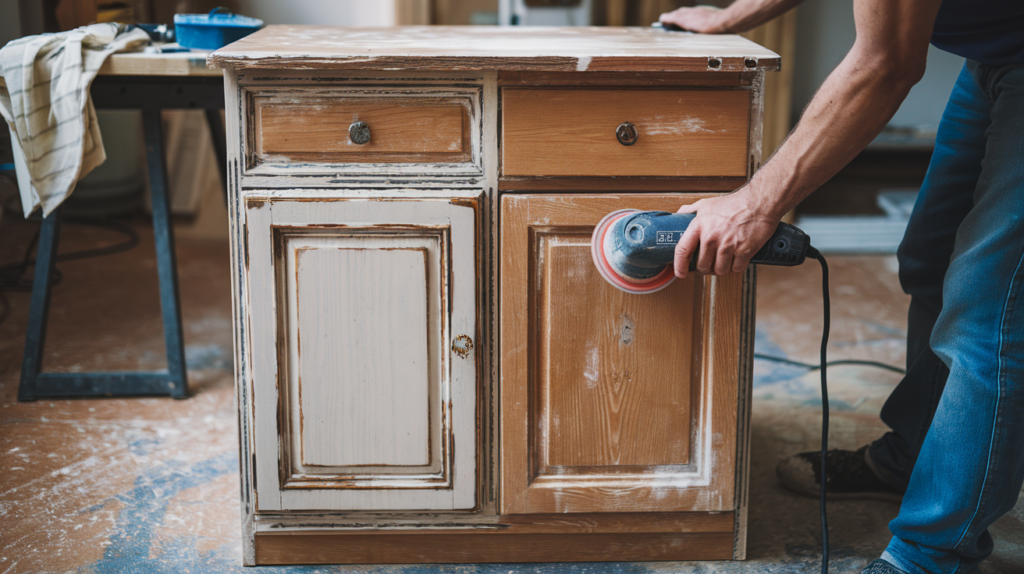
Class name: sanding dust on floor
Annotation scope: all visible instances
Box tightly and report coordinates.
[0,216,1020,573]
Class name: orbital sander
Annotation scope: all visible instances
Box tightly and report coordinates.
[591,209,811,294]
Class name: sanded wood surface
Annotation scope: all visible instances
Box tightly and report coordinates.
[501,194,744,515]
[539,231,696,467]
[209,26,780,73]
[256,97,469,164]
[254,531,734,564]
[498,71,754,87]
[501,89,750,177]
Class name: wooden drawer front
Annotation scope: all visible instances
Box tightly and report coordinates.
[245,194,480,512]
[254,96,470,164]
[501,89,750,177]
[500,194,743,514]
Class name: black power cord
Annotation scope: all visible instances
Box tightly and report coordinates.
[806,246,831,574]
[754,353,906,375]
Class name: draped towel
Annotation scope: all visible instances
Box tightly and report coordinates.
[0,23,149,217]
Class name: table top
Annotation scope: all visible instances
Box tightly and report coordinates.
[208,25,780,73]
[96,49,221,77]
[0,49,220,91]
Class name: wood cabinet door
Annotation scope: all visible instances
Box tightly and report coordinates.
[500,194,745,514]
[245,193,480,512]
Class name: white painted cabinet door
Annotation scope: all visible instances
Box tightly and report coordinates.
[244,193,480,512]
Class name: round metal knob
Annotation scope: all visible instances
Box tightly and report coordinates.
[349,121,370,145]
[452,334,474,359]
[616,122,639,146]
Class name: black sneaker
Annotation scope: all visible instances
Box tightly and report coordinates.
[860,559,908,574]
[776,445,904,502]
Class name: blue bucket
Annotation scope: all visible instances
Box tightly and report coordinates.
[174,7,263,50]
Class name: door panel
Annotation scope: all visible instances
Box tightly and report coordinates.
[246,194,480,512]
[538,230,696,469]
[284,234,439,475]
[501,194,742,514]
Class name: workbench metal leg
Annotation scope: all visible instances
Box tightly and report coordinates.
[16,112,190,400]
[205,108,228,205]
[143,108,188,399]
[17,206,62,402]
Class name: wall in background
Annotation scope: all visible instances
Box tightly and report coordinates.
[793,0,964,133]
[0,0,21,46]
[234,0,395,26]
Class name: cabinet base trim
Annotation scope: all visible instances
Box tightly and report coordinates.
[254,530,735,564]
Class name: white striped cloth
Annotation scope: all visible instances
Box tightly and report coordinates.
[0,23,149,217]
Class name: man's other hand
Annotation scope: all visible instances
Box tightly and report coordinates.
[673,189,780,277]
[658,6,727,34]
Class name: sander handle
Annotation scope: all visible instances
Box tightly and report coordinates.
[618,211,810,269]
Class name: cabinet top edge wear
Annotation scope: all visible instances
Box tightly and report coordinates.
[208,26,780,73]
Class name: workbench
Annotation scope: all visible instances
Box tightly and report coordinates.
[209,25,779,566]
[6,50,225,401]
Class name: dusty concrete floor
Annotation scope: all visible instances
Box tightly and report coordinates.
[0,215,1021,573]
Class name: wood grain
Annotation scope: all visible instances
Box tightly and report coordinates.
[256,97,468,164]
[254,531,734,564]
[497,71,751,87]
[498,176,745,192]
[208,26,781,72]
[501,88,750,177]
[500,194,744,515]
[538,231,696,468]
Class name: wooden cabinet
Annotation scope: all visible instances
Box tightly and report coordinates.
[212,26,776,566]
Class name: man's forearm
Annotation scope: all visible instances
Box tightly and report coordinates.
[745,1,939,219]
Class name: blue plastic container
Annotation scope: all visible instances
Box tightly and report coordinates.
[174,7,263,50]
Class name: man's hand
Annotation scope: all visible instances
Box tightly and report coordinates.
[673,189,780,278]
[658,6,726,34]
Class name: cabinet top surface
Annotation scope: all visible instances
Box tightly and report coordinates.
[208,25,779,73]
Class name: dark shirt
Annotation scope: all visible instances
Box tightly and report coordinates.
[932,0,1024,66]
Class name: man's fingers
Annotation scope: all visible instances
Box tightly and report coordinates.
[674,220,701,278]
[732,250,754,273]
[714,248,734,276]
[696,237,717,275]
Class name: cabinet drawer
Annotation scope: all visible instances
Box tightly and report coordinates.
[501,89,750,178]
[252,95,471,165]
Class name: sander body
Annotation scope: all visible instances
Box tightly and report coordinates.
[591,209,810,294]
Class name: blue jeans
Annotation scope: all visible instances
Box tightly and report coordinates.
[866,61,1024,574]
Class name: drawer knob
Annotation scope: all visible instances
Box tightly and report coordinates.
[349,121,371,145]
[452,334,474,359]
[616,122,639,146]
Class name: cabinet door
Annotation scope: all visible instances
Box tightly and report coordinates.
[245,193,480,512]
[500,194,743,514]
